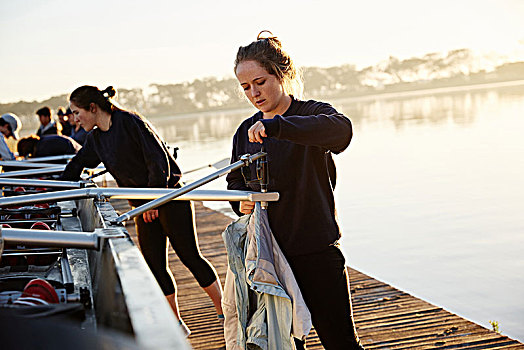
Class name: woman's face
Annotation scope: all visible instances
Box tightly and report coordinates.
[235,60,288,117]
[69,102,96,131]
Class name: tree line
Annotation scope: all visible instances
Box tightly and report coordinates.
[2,49,523,126]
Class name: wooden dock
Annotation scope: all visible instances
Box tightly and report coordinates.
[111,199,524,349]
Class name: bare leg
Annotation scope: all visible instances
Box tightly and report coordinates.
[166,292,190,337]
[166,292,181,319]
[203,279,224,316]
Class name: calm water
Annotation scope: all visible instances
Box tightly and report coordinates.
[151,83,524,341]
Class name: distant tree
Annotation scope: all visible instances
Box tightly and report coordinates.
[303,67,334,95]
[117,88,147,114]
[384,56,405,83]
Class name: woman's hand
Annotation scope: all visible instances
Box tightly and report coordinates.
[240,201,255,214]
[143,209,159,223]
[248,121,267,143]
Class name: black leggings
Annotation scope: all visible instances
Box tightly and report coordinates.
[133,200,218,296]
[288,246,364,350]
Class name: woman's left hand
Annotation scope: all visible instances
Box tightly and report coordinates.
[248,121,267,143]
[239,201,255,214]
[143,209,159,223]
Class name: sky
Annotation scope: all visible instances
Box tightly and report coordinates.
[0,0,523,103]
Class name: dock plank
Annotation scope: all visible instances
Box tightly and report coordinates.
[110,199,523,350]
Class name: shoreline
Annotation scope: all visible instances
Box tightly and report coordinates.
[10,78,523,128]
[147,78,524,119]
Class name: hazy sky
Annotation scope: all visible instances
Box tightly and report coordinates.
[1,0,523,103]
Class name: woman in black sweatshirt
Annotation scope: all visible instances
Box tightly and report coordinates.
[226,32,365,350]
[61,85,223,336]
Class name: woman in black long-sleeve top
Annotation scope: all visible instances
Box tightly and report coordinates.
[226,32,365,350]
[62,85,223,336]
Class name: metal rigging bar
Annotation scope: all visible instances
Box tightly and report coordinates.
[113,151,267,223]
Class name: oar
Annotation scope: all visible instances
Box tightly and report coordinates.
[0,166,67,178]
[20,154,75,163]
[0,160,65,169]
[184,158,230,174]
[113,152,266,223]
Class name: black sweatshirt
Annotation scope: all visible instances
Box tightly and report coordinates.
[62,110,181,206]
[35,135,82,158]
[226,97,352,257]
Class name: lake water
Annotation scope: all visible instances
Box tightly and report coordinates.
[150,83,524,342]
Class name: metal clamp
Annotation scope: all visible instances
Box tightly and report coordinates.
[94,228,127,239]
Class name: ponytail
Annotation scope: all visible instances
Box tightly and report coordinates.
[69,85,117,113]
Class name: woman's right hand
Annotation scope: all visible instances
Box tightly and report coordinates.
[240,201,255,214]
[248,121,267,144]
[143,209,159,223]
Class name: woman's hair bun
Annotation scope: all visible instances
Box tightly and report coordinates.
[256,30,281,49]
[257,30,276,40]
[102,86,116,98]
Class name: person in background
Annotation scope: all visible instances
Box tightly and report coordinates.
[67,107,87,145]
[226,31,365,350]
[0,113,22,160]
[57,106,72,136]
[61,85,224,336]
[35,106,61,136]
[17,134,81,161]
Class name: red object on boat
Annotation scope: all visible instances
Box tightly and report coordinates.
[34,203,50,209]
[18,278,60,304]
[26,221,56,266]
[30,222,51,230]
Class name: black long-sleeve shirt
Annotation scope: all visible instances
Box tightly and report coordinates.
[36,122,59,137]
[35,135,81,159]
[62,110,181,206]
[60,121,72,136]
[226,97,352,257]
[70,126,87,145]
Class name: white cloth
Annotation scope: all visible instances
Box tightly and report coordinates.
[222,203,312,350]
